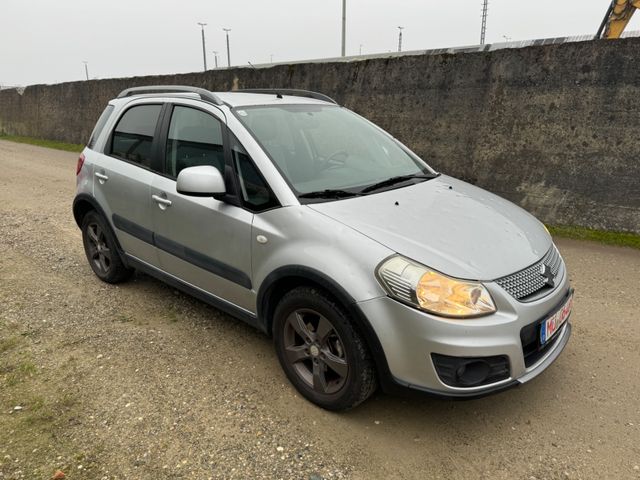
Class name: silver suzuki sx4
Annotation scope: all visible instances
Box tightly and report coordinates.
[74,86,573,410]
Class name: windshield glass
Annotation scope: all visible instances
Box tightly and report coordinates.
[234,104,435,195]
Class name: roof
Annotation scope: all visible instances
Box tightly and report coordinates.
[216,92,331,108]
[113,86,336,109]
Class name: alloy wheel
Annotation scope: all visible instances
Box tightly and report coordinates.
[86,222,112,275]
[283,308,349,395]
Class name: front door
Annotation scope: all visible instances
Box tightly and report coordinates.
[150,104,255,312]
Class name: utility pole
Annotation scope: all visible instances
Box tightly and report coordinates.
[212,51,219,68]
[270,54,274,63]
[223,28,232,67]
[359,44,363,55]
[480,0,488,45]
[397,26,404,52]
[197,23,207,71]
[82,61,89,80]
[341,0,346,56]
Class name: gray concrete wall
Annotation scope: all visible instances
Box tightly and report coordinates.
[1,38,639,233]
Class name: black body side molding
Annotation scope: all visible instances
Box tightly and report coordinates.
[111,214,252,290]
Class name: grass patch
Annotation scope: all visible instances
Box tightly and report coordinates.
[166,305,180,323]
[114,313,133,323]
[114,312,149,326]
[0,134,83,152]
[548,225,640,250]
[0,336,21,353]
[23,393,77,427]
[5,359,38,386]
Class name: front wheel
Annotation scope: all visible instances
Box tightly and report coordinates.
[273,287,377,410]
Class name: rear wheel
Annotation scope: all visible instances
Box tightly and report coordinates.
[81,211,133,283]
[273,286,377,410]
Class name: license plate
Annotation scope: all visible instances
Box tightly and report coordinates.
[540,292,573,345]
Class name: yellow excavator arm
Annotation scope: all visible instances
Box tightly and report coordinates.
[597,0,640,38]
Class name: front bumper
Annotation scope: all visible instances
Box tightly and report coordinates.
[357,262,572,397]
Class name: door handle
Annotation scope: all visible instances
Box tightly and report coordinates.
[95,172,109,182]
[152,194,172,207]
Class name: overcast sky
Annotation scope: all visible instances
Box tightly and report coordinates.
[1,0,636,87]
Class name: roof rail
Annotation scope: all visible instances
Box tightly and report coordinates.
[235,89,338,105]
[116,85,223,105]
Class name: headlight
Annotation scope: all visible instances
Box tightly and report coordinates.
[376,255,496,318]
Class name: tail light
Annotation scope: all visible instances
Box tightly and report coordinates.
[76,153,85,175]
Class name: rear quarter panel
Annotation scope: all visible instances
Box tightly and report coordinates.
[76,147,95,197]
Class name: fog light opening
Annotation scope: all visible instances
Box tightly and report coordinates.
[455,360,491,387]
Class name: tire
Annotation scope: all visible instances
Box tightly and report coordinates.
[273,286,377,410]
[81,210,133,284]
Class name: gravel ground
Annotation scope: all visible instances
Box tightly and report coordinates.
[0,139,639,480]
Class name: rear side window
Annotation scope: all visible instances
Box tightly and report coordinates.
[88,105,114,149]
[111,104,162,168]
[166,106,224,178]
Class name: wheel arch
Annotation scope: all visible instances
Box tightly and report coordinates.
[257,266,395,391]
[73,193,106,228]
[72,193,127,264]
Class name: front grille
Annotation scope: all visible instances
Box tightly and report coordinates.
[495,246,562,301]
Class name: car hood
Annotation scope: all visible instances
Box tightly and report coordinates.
[308,175,551,280]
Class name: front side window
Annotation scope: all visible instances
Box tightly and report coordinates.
[235,104,435,196]
[166,106,224,178]
[111,104,161,168]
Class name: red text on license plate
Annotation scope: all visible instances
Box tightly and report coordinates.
[540,293,573,345]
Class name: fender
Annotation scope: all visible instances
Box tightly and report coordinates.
[257,265,398,393]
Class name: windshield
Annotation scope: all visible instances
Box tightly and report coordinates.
[234,104,435,195]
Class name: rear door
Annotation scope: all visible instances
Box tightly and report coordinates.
[93,103,163,265]
[150,103,255,312]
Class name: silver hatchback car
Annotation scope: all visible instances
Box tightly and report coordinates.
[73,86,573,410]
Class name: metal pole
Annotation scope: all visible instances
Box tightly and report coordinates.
[197,23,207,71]
[212,51,218,68]
[359,44,363,55]
[223,28,231,67]
[397,27,404,52]
[341,0,346,56]
[82,61,89,80]
[480,0,488,44]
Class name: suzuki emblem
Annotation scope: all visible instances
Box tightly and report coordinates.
[539,264,555,288]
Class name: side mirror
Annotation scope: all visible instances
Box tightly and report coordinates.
[176,166,226,198]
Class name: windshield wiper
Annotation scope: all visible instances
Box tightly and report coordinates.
[359,173,439,194]
[298,189,362,199]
